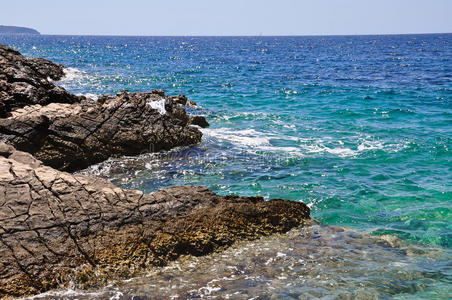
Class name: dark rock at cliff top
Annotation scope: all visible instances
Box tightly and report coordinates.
[0,44,82,117]
[0,143,310,297]
[0,90,202,172]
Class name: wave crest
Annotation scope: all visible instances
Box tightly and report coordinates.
[60,67,90,82]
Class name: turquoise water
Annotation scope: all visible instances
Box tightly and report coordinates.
[2,34,451,298]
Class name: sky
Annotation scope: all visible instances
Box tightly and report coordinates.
[1,0,452,36]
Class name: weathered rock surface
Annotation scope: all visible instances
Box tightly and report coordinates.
[0,44,81,117]
[0,91,202,172]
[0,45,307,299]
[0,143,310,298]
[0,45,205,171]
[189,115,210,128]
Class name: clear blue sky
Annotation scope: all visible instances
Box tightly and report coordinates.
[2,0,452,36]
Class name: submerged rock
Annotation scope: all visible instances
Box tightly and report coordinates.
[0,91,202,172]
[0,45,310,298]
[0,44,81,117]
[0,143,310,298]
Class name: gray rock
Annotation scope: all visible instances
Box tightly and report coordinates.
[0,91,202,172]
[0,44,81,117]
[0,143,310,297]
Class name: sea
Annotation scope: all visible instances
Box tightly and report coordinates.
[1,34,451,299]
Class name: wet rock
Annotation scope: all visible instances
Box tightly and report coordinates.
[0,45,309,298]
[151,89,165,97]
[0,44,81,117]
[169,94,199,108]
[170,94,188,105]
[186,100,198,107]
[0,91,202,172]
[0,143,310,298]
[189,115,209,128]
[0,45,204,171]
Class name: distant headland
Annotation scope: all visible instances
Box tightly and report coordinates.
[0,25,40,35]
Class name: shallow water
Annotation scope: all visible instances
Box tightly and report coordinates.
[24,222,452,299]
[1,34,451,298]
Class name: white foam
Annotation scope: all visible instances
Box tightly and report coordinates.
[202,127,408,158]
[220,111,278,122]
[276,252,287,258]
[76,93,99,101]
[60,67,88,82]
[202,128,303,156]
[198,285,222,295]
[203,128,271,147]
[19,288,122,300]
[357,139,409,153]
[202,128,302,154]
[307,145,357,157]
[148,99,167,115]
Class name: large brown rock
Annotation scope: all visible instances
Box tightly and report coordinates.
[0,44,81,117]
[0,143,310,298]
[0,91,202,172]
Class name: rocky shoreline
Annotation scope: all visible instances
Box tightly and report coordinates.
[0,44,311,298]
[0,45,79,118]
[0,91,202,172]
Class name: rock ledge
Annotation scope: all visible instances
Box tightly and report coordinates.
[0,44,80,117]
[0,143,310,297]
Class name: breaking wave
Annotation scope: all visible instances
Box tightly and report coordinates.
[201,127,409,158]
[60,67,90,82]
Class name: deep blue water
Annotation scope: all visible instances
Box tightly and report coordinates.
[1,34,451,298]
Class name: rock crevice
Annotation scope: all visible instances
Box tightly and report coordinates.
[0,45,309,298]
[0,44,205,171]
[0,45,81,117]
[0,143,310,297]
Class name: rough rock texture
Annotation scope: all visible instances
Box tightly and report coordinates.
[0,45,305,299]
[0,91,202,172]
[189,115,210,128]
[0,45,205,171]
[169,94,198,107]
[0,143,310,298]
[0,44,81,117]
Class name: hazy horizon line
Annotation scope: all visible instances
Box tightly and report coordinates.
[32,31,452,38]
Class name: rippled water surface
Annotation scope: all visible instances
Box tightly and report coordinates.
[2,34,451,298]
[25,223,452,299]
